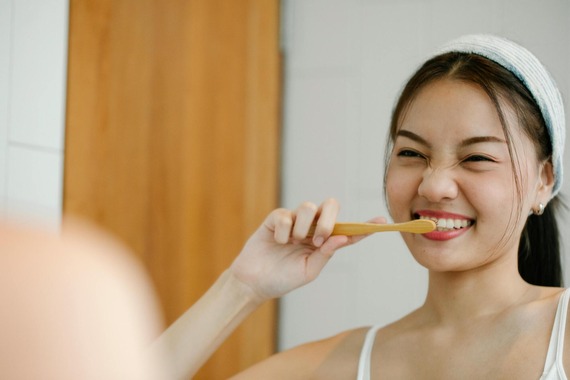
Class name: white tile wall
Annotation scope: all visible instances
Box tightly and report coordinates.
[284,0,357,71]
[5,144,63,224]
[0,0,68,226]
[9,0,68,150]
[280,0,570,350]
[0,0,12,205]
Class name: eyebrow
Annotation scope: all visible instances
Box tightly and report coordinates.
[396,129,506,148]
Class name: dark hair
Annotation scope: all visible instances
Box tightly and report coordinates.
[520,196,565,286]
[384,52,564,287]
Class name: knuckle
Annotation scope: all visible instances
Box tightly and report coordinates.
[299,201,318,214]
[272,208,291,220]
[273,207,290,217]
[323,197,338,206]
[322,198,339,212]
[297,202,319,216]
[276,214,293,229]
[269,209,293,231]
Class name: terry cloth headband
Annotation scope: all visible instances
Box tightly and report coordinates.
[436,34,566,198]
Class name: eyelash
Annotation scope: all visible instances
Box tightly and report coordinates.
[462,155,496,163]
[397,149,424,159]
[397,150,496,164]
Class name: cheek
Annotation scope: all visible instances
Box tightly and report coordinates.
[463,174,517,229]
[385,165,420,217]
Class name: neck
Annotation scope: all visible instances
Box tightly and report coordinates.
[422,255,534,325]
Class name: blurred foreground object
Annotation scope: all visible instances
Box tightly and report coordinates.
[0,218,169,379]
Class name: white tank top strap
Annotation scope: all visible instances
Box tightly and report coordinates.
[357,325,382,380]
[541,288,570,380]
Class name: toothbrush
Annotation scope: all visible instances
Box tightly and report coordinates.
[307,219,436,236]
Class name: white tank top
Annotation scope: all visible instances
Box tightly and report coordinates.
[357,288,570,380]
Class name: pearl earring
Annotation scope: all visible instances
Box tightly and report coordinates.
[534,203,545,216]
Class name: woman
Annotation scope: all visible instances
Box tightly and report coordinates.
[156,35,567,379]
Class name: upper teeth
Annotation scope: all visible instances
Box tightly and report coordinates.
[418,215,471,230]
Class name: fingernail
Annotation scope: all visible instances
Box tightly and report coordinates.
[313,236,324,247]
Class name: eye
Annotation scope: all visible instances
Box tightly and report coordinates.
[463,154,495,163]
[397,149,425,159]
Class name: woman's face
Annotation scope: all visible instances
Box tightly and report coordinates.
[385,78,550,272]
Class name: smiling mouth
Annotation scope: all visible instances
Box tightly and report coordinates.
[415,214,474,231]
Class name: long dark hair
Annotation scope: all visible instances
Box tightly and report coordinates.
[384,52,564,287]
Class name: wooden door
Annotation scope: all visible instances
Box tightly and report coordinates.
[64,0,281,378]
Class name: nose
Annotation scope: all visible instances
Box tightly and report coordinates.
[417,167,459,202]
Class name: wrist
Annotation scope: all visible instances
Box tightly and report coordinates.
[220,269,266,309]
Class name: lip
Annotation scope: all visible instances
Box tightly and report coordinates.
[414,209,474,241]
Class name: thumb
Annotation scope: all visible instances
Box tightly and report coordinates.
[304,235,349,282]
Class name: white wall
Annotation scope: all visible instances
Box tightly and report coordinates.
[279,0,570,350]
[0,0,68,227]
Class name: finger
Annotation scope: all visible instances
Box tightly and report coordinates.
[305,235,348,281]
[367,216,388,224]
[291,202,319,241]
[312,198,339,247]
[267,208,295,244]
[319,234,349,256]
[344,216,388,245]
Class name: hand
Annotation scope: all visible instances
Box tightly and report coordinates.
[229,198,384,303]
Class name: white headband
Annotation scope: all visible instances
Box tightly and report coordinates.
[436,34,565,197]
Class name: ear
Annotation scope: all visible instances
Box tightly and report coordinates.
[536,159,555,202]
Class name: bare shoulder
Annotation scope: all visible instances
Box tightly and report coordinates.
[230,327,371,380]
